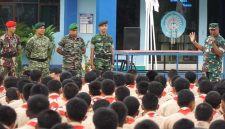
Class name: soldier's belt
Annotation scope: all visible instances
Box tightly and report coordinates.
[95,54,112,59]
[30,57,48,62]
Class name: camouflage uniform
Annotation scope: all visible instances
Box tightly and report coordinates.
[25,35,53,77]
[91,34,113,73]
[202,35,225,81]
[58,35,85,77]
[0,33,21,76]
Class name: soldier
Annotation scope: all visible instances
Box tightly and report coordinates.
[57,23,86,77]
[0,21,21,76]
[90,21,114,73]
[189,23,225,81]
[25,22,53,77]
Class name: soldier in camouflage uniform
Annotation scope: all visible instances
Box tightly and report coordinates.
[189,23,225,81]
[90,21,114,73]
[25,22,53,77]
[57,23,86,77]
[0,21,21,76]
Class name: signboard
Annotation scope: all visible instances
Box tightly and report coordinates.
[79,13,94,33]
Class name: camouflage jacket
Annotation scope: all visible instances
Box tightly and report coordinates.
[202,35,225,72]
[91,34,113,59]
[26,35,52,59]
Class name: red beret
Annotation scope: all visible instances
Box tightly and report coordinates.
[5,21,17,27]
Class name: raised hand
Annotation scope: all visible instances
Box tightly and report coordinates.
[189,32,196,43]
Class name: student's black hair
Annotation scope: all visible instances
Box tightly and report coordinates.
[51,123,74,129]
[76,92,92,107]
[88,81,101,96]
[16,78,32,93]
[146,70,158,82]
[6,87,19,101]
[195,103,213,121]
[92,99,110,112]
[91,69,101,77]
[199,80,213,94]
[93,107,118,129]
[168,69,178,80]
[109,101,128,127]
[50,68,62,74]
[84,71,97,83]
[137,81,149,95]
[177,89,195,107]
[209,120,225,129]
[136,76,149,84]
[47,80,62,93]
[154,74,167,88]
[214,81,225,96]
[185,71,197,83]
[63,83,79,100]
[101,79,115,95]
[205,91,221,109]
[102,71,114,80]
[37,109,61,129]
[222,93,225,103]
[30,70,42,82]
[174,77,190,92]
[27,94,49,116]
[114,73,126,87]
[123,96,140,117]
[0,106,17,127]
[142,93,158,111]
[66,97,88,122]
[171,75,180,87]
[115,86,130,101]
[134,119,159,129]
[4,76,18,89]
[22,83,34,101]
[71,76,82,90]
[30,84,49,97]
[125,73,135,85]
[173,118,194,129]
[148,81,164,98]
[60,71,72,82]
[128,69,138,76]
[41,76,53,86]
[62,79,74,87]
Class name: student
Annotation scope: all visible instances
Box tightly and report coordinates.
[185,71,198,95]
[154,74,167,88]
[114,73,126,87]
[102,71,114,80]
[195,103,213,129]
[37,109,61,129]
[216,93,225,120]
[128,69,138,78]
[125,73,136,95]
[30,84,49,97]
[167,69,178,86]
[146,70,158,82]
[173,118,194,129]
[51,123,74,129]
[5,87,20,104]
[88,81,102,103]
[148,81,165,105]
[163,89,196,129]
[0,106,17,129]
[60,71,72,83]
[16,78,32,98]
[50,68,62,81]
[71,76,83,90]
[209,120,225,129]
[62,83,79,101]
[93,107,118,129]
[81,70,98,93]
[136,81,149,100]
[66,97,88,128]
[92,99,110,112]
[136,76,149,84]
[101,79,116,103]
[115,86,130,101]
[30,70,42,82]
[41,76,53,86]
[134,119,159,129]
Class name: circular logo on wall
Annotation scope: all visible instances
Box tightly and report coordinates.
[161,11,186,38]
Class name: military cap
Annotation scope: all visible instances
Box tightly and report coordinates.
[209,23,219,29]
[34,22,45,29]
[98,20,108,26]
[5,21,16,27]
[69,23,78,30]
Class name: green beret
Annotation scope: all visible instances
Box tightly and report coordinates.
[34,22,45,29]
[209,23,219,29]
[98,20,108,26]
[69,23,78,30]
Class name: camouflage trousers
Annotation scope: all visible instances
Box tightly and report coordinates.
[62,58,82,77]
[27,60,50,77]
[0,57,16,76]
[205,71,221,82]
[94,58,112,73]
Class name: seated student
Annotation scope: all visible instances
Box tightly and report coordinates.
[93,107,118,129]
[128,69,138,79]
[51,123,74,129]
[205,91,222,120]
[135,93,165,129]
[92,99,110,112]
[37,109,61,129]
[195,80,213,106]
[173,118,194,129]
[216,93,225,120]
[16,78,32,101]
[88,81,102,103]
[115,86,130,101]
[123,96,140,125]
[154,74,167,89]
[18,94,49,129]
[109,101,128,129]
[71,76,83,91]
[209,120,225,129]
[30,70,42,82]
[60,71,72,83]
[50,68,62,81]
[0,106,17,129]
[136,76,149,85]
[47,80,65,110]
[102,71,114,80]
[30,84,49,97]
[147,81,165,105]
[6,87,21,106]
[167,69,178,86]
[163,89,196,129]
[81,70,98,93]
[101,79,116,103]
[41,76,53,86]
[136,81,149,100]
[76,92,92,110]
[146,70,158,82]
[134,119,159,129]
[195,103,213,129]
[185,71,198,96]
[125,73,137,96]
[66,97,88,128]
[114,73,126,88]
[158,77,190,116]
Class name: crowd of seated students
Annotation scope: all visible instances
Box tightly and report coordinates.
[1,68,225,129]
